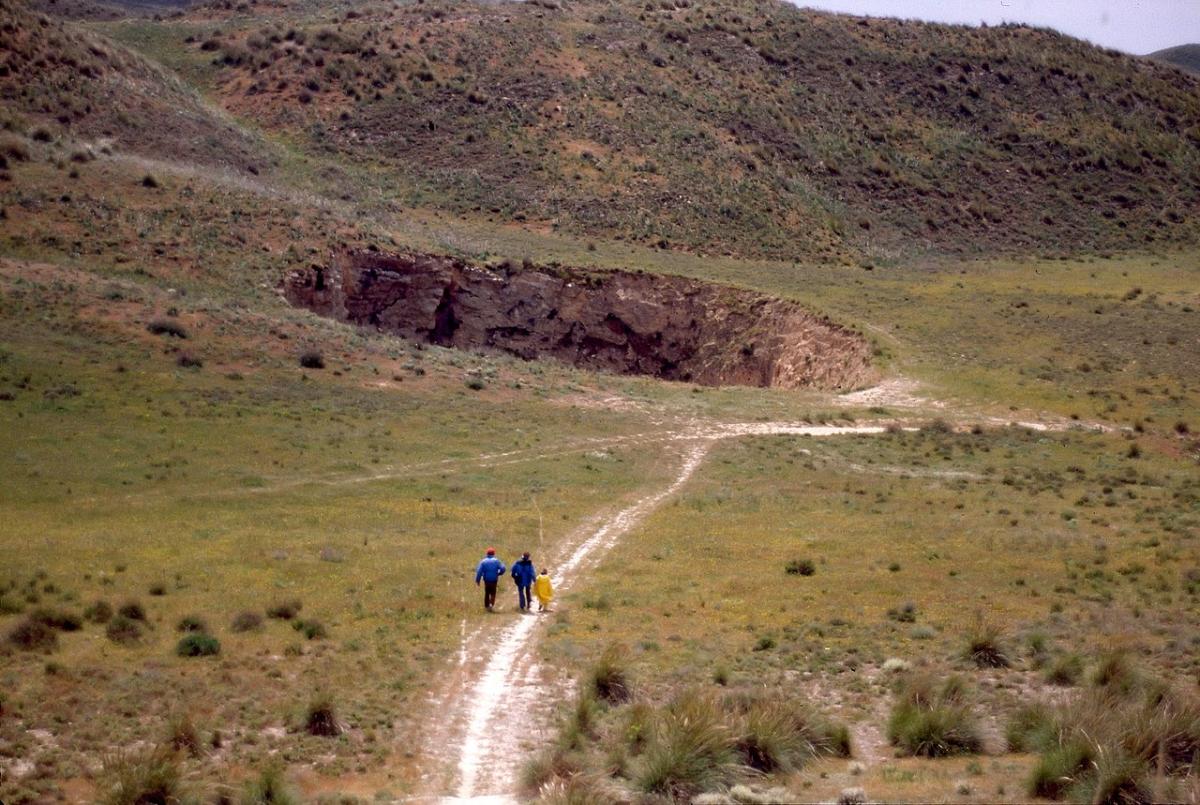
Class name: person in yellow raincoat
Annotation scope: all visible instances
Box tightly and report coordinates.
[534,568,554,612]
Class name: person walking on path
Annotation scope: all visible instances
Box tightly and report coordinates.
[511,551,537,612]
[475,548,506,611]
[534,568,554,612]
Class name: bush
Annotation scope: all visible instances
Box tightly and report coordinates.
[7,616,58,651]
[148,583,167,596]
[298,351,324,369]
[231,611,263,632]
[146,319,187,338]
[305,692,341,736]
[98,744,183,805]
[84,599,113,623]
[886,602,917,623]
[0,594,24,615]
[117,600,146,621]
[291,619,326,640]
[964,621,1011,668]
[588,645,631,704]
[29,607,82,631]
[141,174,159,188]
[176,633,221,657]
[175,352,203,369]
[267,599,302,620]
[735,701,809,772]
[635,691,738,799]
[888,674,982,757]
[242,762,298,804]
[176,614,208,633]
[106,615,143,644]
[785,558,816,576]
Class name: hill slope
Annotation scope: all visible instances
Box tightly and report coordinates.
[0,0,274,172]
[1148,43,1200,75]
[184,0,1200,261]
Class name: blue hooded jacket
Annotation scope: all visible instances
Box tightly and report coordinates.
[511,557,536,587]
[475,556,506,583]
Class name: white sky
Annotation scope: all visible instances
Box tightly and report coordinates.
[794,1,1200,54]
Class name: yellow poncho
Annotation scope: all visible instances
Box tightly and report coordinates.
[534,573,554,604]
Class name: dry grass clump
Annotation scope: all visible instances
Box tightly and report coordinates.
[963,619,1011,668]
[304,692,342,736]
[241,762,298,804]
[7,616,58,651]
[266,599,302,620]
[588,644,631,704]
[887,673,983,757]
[1015,653,1200,802]
[97,744,186,805]
[231,610,263,632]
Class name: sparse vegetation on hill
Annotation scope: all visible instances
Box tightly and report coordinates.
[184,0,1200,261]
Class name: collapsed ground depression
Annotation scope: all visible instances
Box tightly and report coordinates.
[284,249,874,390]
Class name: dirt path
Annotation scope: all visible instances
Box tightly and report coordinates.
[432,419,934,802]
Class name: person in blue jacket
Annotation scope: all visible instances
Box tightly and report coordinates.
[475,547,506,611]
[510,551,537,612]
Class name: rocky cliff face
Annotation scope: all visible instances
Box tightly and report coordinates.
[284,249,873,391]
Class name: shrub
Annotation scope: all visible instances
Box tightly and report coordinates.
[588,645,631,704]
[635,691,738,799]
[266,599,302,619]
[7,616,59,651]
[146,319,188,339]
[291,619,326,640]
[141,174,159,188]
[148,583,167,596]
[106,615,143,644]
[30,607,82,631]
[176,633,220,657]
[84,599,113,623]
[118,600,146,620]
[784,558,816,576]
[888,674,982,757]
[0,594,24,615]
[305,692,341,736]
[231,611,263,632]
[886,602,917,622]
[1044,653,1084,686]
[964,621,1011,668]
[298,351,324,369]
[464,376,486,391]
[98,744,183,805]
[242,762,298,804]
[175,352,203,369]
[176,614,208,633]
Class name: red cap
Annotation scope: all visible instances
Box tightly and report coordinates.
[486,547,495,555]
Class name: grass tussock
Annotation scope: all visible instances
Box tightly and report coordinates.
[304,692,341,737]
[176,633,221,657]
[98,744,186,805]
[7,616,59,651]
[241,762,298,805]
[267,599,302,620]
[963,619,1011,668]
[588,644,631,704]
[231,611,263,632]
[1018,653,1200,801]
[887,673,983,757]
[635,691,740,799]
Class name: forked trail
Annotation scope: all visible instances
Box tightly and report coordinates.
[430,420,905,803]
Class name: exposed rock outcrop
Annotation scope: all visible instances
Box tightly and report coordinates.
[284,249,873,390]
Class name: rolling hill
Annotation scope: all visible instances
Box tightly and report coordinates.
[1148,43,1200,76]
[181,0,1200,261]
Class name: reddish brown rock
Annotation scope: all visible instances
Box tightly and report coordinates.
[284,249,873,390]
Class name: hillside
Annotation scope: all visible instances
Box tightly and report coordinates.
[1148,43,1200,76]
[0,0,274,172]
[178,0,1200,261]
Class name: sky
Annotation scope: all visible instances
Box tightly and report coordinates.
[794,1,1200,54]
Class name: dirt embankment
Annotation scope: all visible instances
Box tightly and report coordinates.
[284,249,873,390]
